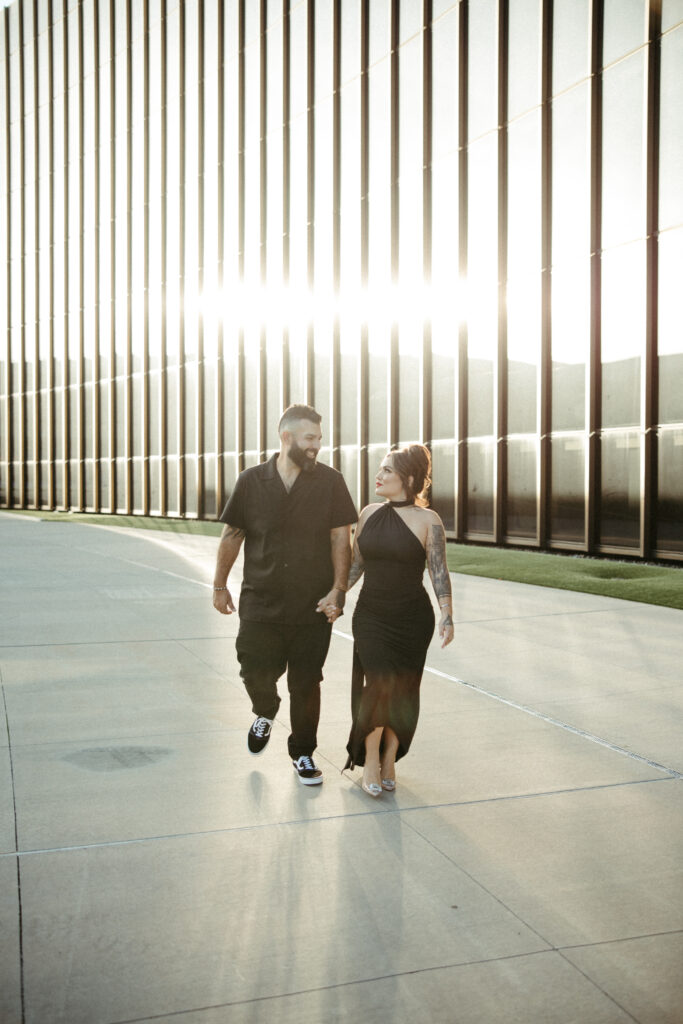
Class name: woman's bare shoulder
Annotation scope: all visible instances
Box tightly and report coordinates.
[417,507,445,528]
[359,502,384,523]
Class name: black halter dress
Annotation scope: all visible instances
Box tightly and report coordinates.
[344,500,435,769]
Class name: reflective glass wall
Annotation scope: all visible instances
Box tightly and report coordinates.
[2,0,683,561]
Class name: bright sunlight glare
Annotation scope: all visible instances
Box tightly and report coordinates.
[180,272,590,367]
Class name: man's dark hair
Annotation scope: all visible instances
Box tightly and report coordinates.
[278,404,322,435]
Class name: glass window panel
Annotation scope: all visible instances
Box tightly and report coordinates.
[551,260,590,431]
[287,336,308,404]
[166,456,179,515]
[397,345,421,443]
[552,0,590,95]
[341,0,361,87]
[601,242,644,429]
[398,172,423,293]
[467,134,497,430]
[399,35,421,183]
[367,351,389,445]
[552,84,590,263]
[340,78,362,280]
[430,440,455,532]
[339,445,360,510]
[508,0,541,120]
[314,95,334,287]
[166,365,179,459]
[243,47,262,283]
[508,110,541,274]
[314,0,333,101]
[506,437,538,539]
[289,114,308,289]
[242,332,260,455]
[244,0,260,46]
[467,134,497,293]
[289,2,308,118]
[340,348,359,446]
[603,0,646,67]
[265,348,282,453]
[266,14,283,136]
[431,306,457,442]
[369,0,390,67]
[432,7,458,161]
[467,0,497,141]
[266,128,285,287]
[508,304,539,436]
[600,429,640,548]
[367,212,392,313]
[550,434,586,543]
[312,329,331,436]
[399,1,421,45]
[431,151,459,307]
[662,0,683,30]
[368,57,391,199]
[659,26,683,232]
[657,428,683,554]
[221,347,239,456]
[224,53,240,287]
[658,230,683,424]
[601,51,646,250]
[467,353,494,439]
[466,439,494,535]
[225,0,241,59]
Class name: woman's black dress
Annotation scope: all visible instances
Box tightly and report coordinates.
[344,501,435,769]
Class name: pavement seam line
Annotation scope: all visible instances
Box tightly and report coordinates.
[332,628,683,780]
[1,680,26,1024]
[1,775,673,859]
[105,944,642,1024]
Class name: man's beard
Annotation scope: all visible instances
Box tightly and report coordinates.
[288,443,317,472]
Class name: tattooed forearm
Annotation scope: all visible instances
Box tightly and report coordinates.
[427,523,452,604]
[346,556,365,591]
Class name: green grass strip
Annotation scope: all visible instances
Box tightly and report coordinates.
[5,508,682,610]
[5,508,224,536]
[446,544,682,610]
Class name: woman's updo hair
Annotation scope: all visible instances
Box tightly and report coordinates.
[390,443,432,507]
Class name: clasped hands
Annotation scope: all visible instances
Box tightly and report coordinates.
[316,588,346,624]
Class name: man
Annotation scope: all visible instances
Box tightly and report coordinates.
[212,404,357,785]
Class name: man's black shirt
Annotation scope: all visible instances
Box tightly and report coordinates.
[219,454,357,624]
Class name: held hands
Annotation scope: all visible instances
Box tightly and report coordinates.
[213,588,236,615]
[316,588,346,624]
[439,609,454,648]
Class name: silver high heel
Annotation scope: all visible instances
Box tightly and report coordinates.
[361,780,382,798]
[381,778,396,792]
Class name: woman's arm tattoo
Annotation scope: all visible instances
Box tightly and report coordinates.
[427,523,452,604]
[347,558,364,590]
[346,540,365,591]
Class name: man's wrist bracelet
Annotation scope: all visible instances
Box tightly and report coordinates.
[213,586,229,591]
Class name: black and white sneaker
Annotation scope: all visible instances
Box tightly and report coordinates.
[248,716,273,754]
[292,755,323,785]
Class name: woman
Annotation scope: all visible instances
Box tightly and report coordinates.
[344,444,454,797]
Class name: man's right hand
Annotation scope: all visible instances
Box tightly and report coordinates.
[213,588,236,614]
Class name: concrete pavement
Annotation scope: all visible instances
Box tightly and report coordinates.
[1,512,682,1024]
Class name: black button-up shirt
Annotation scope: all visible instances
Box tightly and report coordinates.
[219,454,358,624]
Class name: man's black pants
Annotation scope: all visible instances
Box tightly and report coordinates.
[235,618,333,760]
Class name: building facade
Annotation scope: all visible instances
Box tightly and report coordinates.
[2,0,683,561]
